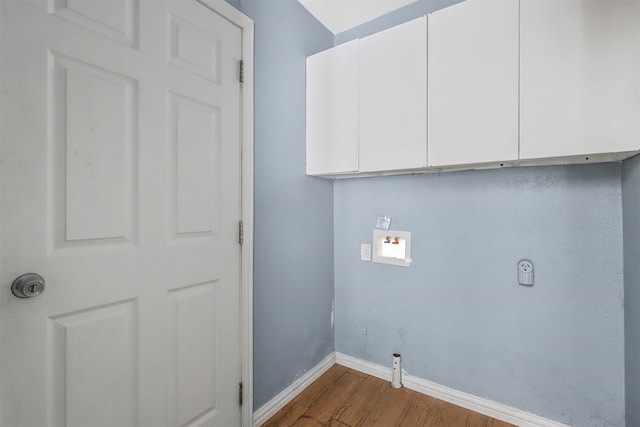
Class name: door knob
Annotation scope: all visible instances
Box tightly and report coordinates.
[11,273,45,298]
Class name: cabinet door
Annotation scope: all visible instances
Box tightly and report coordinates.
[520,0,640,160]
[306,40,359,175]
[427,0,519,167]
[359,17,427,173]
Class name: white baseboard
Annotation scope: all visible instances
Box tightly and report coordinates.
[252,351,569,427]
[252,352,335,426]
[335,352,569,427]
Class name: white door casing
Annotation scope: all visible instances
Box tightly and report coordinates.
[0,0,254,425]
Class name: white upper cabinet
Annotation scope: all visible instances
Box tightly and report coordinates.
[520,0,640,160]
[306,39,359,175]
[428,0,519,167]
[306,0,640,178]
[358,16,427,173]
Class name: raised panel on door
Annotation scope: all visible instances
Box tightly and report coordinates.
[520,0,640,160]
[172,284,217,426]
[358,16,427,173]
[168,12,221,82]
[49,300,138,427]
[49,52,139,252]
[427,0,518,168]
[168,93,221,241]
[49,0,139,46]
[168,281,235,426]
[306,39,359,175]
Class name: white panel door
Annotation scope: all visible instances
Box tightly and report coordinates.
[359,16,427,173]
[520,0,640,160]
[0,1,244,426]
[306,39,359,175]
[428,0,519,167]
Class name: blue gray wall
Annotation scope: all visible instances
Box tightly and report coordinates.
[224,0,335,410]
[227,0,631,423]
[623,155,640,426]
[334,165,625,426]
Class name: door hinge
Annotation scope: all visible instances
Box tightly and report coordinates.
[239,60,244,83]
[239,382,244,406]
[239,220,244,245]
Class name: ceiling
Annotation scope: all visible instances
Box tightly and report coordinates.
[297,0,418,34]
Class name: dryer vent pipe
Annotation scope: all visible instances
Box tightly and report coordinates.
[391,353,402,389]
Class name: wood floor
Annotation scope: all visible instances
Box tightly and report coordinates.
[262,364,515,427]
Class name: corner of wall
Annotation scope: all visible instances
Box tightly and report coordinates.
[622,154,640,426]
[231,0,336,411]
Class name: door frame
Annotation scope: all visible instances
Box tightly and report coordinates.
[197,1,254,425]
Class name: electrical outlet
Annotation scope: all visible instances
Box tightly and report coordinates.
[361,243,372,261]
[518,259,534,286]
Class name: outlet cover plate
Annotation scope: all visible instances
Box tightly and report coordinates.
[518,259,534,286]
[361,243,372,261]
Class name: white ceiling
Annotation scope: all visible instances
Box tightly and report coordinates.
[297,0,418,34]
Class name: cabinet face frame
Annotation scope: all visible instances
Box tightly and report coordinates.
[306,39,359,176]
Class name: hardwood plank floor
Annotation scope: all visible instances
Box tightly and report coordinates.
[261,365,515,427]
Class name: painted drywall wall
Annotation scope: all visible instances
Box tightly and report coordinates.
[623,154,640,426]
[334,164,625,426]
[223,0,335,410]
